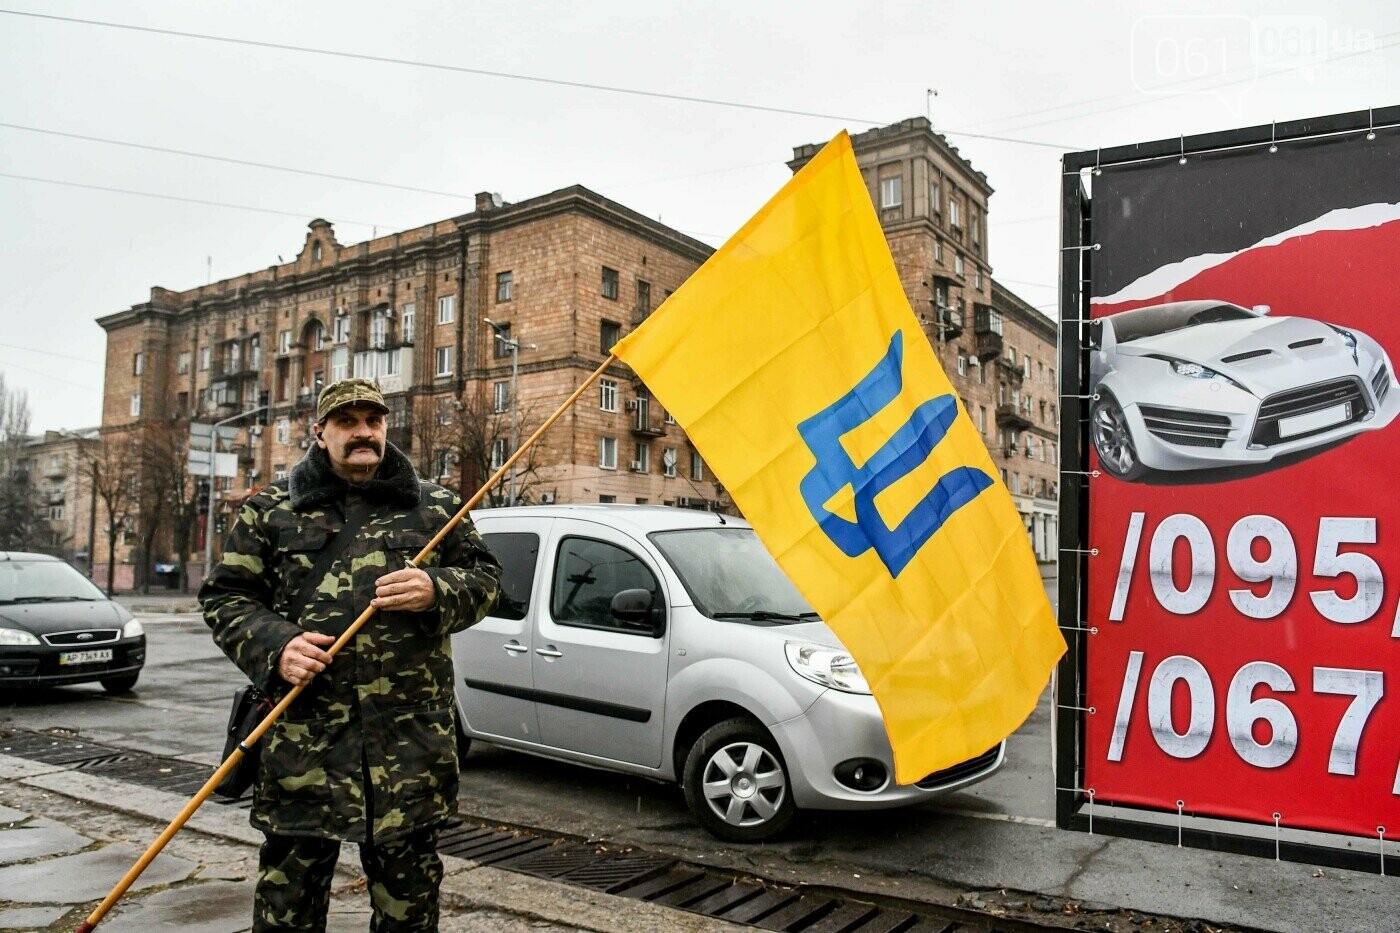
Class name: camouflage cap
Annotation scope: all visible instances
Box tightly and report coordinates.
[316,377,389,422]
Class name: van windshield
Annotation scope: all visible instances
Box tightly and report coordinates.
[0,559,106,603]
[649,527,816,623]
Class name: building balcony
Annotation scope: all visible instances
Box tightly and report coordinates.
[630,418,666,438]
[996,404,1034,430]
[996,356,1024,384]
[975,330,1003,361]
[931,303,963,340]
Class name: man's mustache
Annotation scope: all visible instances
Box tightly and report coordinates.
[344,440,383,455]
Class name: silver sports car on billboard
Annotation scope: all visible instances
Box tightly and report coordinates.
[1088,300,1399,482]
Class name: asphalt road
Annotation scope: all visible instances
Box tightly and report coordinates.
[2,606,1395,932]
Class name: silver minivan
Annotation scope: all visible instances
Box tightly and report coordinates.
[451,504,1004,841]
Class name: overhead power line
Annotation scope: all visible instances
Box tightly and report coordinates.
[0,342,103,365]
[0,171,395,228]
[0,8,1080,151]
[0,358,101,391]
[0,122,477,200]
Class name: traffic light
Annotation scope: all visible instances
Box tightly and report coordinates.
[196,478,211,513]
[256,391,270,425]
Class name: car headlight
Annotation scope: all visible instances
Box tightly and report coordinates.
[1328,325,1359,363]
[122,618,145,639]
[0,627,41,646]
[785,642,871,694]
[1168,359,1221,379]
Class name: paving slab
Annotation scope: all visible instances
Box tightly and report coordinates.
[0,816,92,864]
[0,905,69,929]
[0,753,62,780]
[102,880,253,933]
[0,804,26,825]
[0,842,197,904]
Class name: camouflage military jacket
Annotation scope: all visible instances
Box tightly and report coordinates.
[199,442,501,843]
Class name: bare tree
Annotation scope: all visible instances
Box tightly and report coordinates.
[0,375,47,551]
[406,390,550,505]
[86,434,136,596]
[131,419,197,593]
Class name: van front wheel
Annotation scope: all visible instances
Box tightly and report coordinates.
[682,718,795,842]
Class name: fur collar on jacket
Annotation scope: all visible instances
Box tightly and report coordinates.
[288,442,422,511]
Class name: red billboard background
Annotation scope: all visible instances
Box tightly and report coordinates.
[1083,137,1400,839]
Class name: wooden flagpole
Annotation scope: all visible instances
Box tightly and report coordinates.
[76,355,619,932]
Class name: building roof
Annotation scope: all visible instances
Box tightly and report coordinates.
[789,117,993,195]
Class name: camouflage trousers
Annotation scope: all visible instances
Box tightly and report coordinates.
[253,828,442,932]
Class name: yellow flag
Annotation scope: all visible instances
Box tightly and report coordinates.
[613,131,1065,783]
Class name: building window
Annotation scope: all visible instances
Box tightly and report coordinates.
[491,438,508,470]
[1024,356,1033,379]
[689,448,704,481]
[370,310,387,349]
[493,380,510,413]
[934,239,943,264]
[401,303,415,343]
[312,242,323,261]
[949,197,961,228]
[435,346,454,377]
[1008,346,1017,366]
[334,315,350,344]
[437,295,455,325]
[600,320,620,355]
[433,449,452,480]
[663,409,675,425]
[954,253,965,277]
[880,175,903,209]
[199,347,211,371]
[48,505,64,521]
[273,464,287,481]
[177,351,191,374]
[663,447,677,477]
[957,351,967,377]
[496,271,513,303]
[632,443,649,473]
[601,267,619,300]
[492,321,512,359]
[383,349,400,376]
[275,418,290,444]
[599,494,617,503]
[599,378,617,412]
[130,393,141,417]
[330,347,349,382]
[133,352,145,375]
[977,405,988,435]
[599,436,617,470]
[635,280,651,316]
[974,269,983,290]
[278,330,291,354]
[930,181,941,214]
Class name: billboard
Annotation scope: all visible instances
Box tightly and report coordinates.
[1058,108,1400,859]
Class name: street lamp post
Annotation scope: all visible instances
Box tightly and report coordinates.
[482,318,534,505]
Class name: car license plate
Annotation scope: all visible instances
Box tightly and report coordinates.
[59,649,113,666]
[1279,402,1349,438]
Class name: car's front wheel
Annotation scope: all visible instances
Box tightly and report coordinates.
[682,718,795,842]
[1091,392,1150,482]
[101,673,140,694]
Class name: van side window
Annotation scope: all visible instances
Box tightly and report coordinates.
[481,532,539,621]
[551,536,659,633]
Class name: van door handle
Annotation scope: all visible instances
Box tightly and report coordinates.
[535,646,563,658]
[502,641,528,655]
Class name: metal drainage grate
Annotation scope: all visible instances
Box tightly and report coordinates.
[437,817,978,932]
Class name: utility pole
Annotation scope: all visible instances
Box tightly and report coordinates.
[86,458,98,582]
[483,318,534,505]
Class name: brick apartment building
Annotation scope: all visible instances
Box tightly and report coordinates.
[96,187,718,579]
[93,117,1059,581]
[791,118,1060,559]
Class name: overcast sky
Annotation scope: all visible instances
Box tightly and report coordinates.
[1,0,1395,433]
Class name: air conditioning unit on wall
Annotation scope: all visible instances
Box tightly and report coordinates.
[540,492,556,504]
[628,460,643,472]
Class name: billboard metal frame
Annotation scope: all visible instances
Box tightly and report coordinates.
[1055,105,1400,875]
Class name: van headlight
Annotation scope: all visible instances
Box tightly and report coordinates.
[122,619,145,639]
[785,643,871,694]
[0,628,41,646]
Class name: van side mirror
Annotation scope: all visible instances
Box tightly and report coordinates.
[611,588,664,637]
[1253,304,1271,315]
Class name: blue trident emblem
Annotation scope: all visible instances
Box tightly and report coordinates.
[798,332,994,578]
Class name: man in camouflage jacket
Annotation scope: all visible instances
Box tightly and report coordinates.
[200,378,501,932]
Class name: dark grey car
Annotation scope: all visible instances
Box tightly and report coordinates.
[0,552,146,693]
